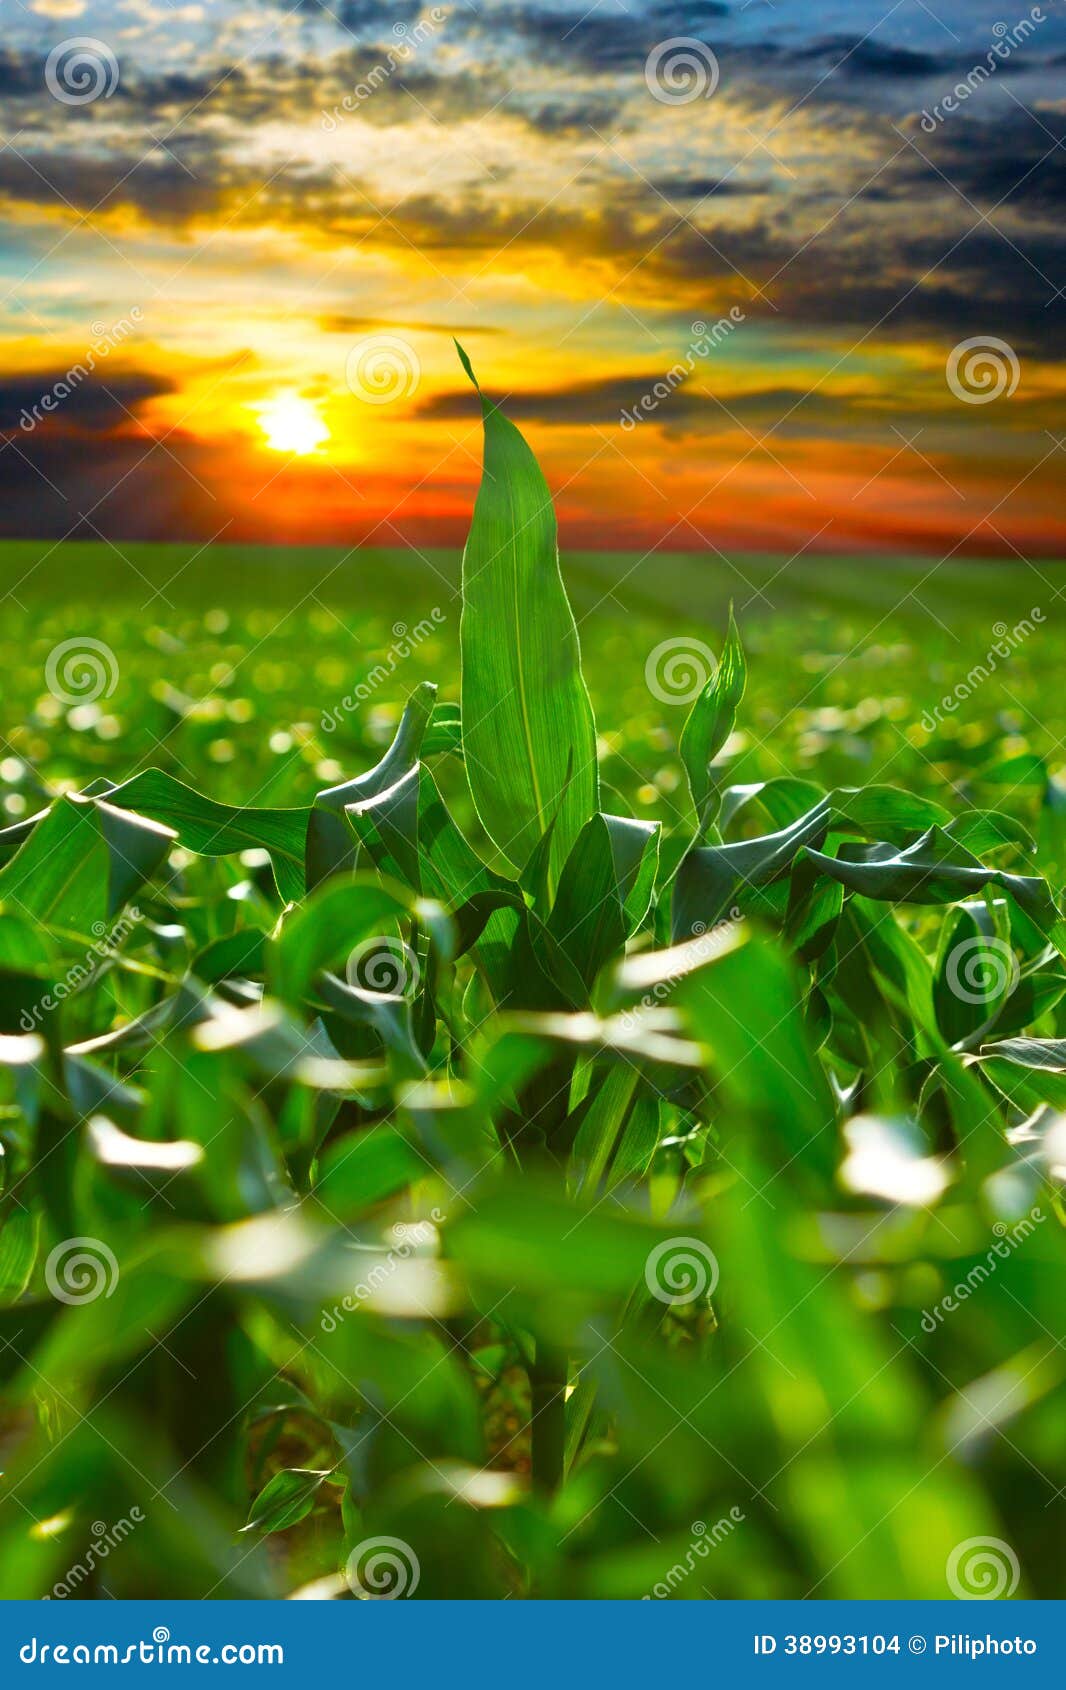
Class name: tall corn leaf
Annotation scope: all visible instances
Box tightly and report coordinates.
[679,605,746,840]
[457,343,597,887]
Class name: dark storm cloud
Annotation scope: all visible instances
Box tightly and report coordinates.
[419,370,1061,430]
[0,427,221,541]
[118,66,251,111]
[419,372,1063,436]
[0,143,242,224]
[0,36,602,148]
[284,0,731,76]
[416,373,758,426]
[286,0,425,29]
[521,98,630,135]
[321,57,636,137]
[0,371,174,435]
[0,47,42,97]
[785,37,947,79]
[0,47,254,112]
[695,33,1053,112]
[740,218,1066,357]
[894,108,1066,217]
[647,176,755,199]
[448,0,729,75]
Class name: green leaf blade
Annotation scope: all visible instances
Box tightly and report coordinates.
[457,347,597,886]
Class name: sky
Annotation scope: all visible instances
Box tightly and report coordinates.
[0,0,1063,556]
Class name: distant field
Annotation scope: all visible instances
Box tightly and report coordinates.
[0,542,1062,871]
[0,538,1060,623]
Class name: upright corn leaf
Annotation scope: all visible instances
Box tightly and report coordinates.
[679,605,746,840]
[457,344,597,887]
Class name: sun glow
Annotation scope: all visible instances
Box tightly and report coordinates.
[255,394,329,456]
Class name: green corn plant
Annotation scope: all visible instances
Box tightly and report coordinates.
[0,345,1063,1596]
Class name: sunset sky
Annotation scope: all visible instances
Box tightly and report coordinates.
[1,0,1063,555]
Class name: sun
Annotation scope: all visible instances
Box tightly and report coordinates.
[255,394,329,456]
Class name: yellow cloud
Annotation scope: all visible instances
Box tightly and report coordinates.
[30,0,87,17]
